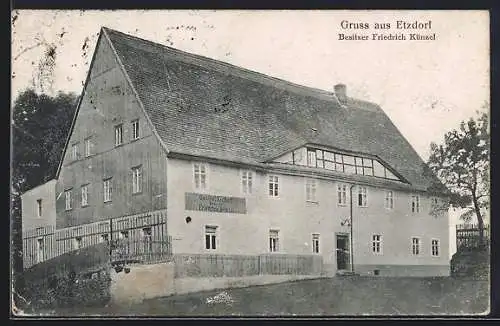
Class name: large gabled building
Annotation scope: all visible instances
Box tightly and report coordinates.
[22,27,450,276]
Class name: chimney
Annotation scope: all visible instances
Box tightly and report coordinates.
[334,83,347,104]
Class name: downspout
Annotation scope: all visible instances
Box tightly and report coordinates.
[109,218,113,258]
[350,184,355,274]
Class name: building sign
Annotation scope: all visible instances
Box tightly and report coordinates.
[185,192,247,214]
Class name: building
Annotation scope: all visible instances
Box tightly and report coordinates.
[21,27,450,276]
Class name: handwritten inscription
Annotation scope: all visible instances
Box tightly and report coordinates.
[185,192,247,214]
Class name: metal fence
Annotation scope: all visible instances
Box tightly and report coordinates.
[456,223,490,250]
[22,225,57,269]
[22,210,170,269]
[174,253,324,278]
[111,238,173,266]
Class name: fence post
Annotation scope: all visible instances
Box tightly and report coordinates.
[258,255,261,275]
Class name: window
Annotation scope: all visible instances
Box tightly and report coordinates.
[307,149,317,167]
[312,234,320,254]
[142,227,153,253]
[358,186,367,207]
[205,226,217,250]
[132,119,140,140]
[431,239,440,257]
[412,237,420,255]
[74,236,83,250]
[372,234,382,254]
[114,124,123,146]
[37,238,45,263]
[120,231,129,239]
[411,195,420,213]
[269,230,280,252]
[132,166,143,194]
[194,163,207,190]
[316,150,324,168]
[36,199,42,217]
[337,184,347,206]
[385,191,394,209]
[103,178,112,202]
[296,147,402,182]
[269,175,279,197]
[84,138,92,157]
[81,184,89,207]
[241,170,253,194]
[71,143,79,160]
[65,189,72,210]
[306,178,317,202]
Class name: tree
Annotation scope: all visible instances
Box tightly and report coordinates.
[11,89,78,295]
[426,108,490,245]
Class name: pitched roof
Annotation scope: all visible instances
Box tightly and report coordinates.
[102,27,438,191]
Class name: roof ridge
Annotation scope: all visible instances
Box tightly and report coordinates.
[102,26,347,105]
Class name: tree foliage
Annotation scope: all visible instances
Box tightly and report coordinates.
[426,108,490,243]
[11,89,78,293]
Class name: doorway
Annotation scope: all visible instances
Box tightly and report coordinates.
[336,233,350,271]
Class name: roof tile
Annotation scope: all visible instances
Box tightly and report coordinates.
[104,27,438,191]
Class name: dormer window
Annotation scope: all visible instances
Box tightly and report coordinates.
[307,149,317,167]
[300,147,403,182]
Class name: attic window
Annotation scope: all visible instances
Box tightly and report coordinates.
[304,147,403,182]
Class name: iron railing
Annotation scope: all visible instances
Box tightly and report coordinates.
[456,223,490,250]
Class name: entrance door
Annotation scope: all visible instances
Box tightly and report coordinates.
[336,234,350,271]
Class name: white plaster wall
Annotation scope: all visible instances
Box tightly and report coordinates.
[166,158,449,274]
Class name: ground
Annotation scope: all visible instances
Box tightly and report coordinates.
[24,276,489,317]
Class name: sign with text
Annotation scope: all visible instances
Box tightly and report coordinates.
[185,192,247,214]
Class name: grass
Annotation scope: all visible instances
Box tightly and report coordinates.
[27,276,489,317]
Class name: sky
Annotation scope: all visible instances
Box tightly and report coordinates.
[11,10,490,257]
